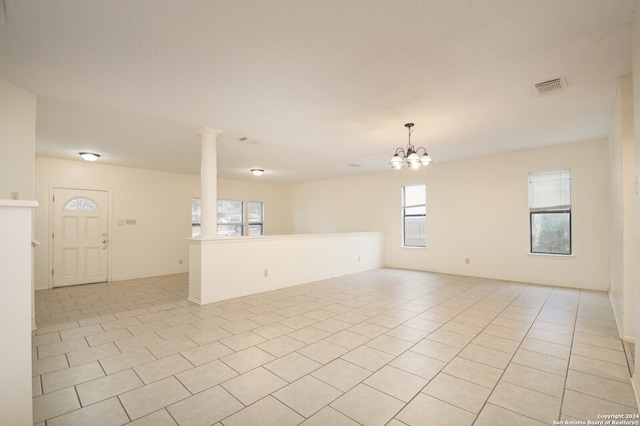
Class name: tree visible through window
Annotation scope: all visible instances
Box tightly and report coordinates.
[402,184,426,247]
[529,169,571,255]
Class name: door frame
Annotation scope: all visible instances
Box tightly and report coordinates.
[48,185,113,289]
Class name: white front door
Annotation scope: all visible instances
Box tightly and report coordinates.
[52,188,109,287]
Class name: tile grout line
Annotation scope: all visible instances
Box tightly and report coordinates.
[33,271,635,425]
[347,278,539,423]
[468,281,556,425]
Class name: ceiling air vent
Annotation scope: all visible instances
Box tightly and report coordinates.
[238,136,259,144]
[534,78,566,96]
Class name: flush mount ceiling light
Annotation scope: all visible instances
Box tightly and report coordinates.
[389,123,433,169]
[250,168,264,176]
[79,152,100,162]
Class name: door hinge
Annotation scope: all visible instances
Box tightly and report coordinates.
[51,270,54,276]
[52,232,54,239]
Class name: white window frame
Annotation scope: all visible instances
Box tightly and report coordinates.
[191,198,201,237]
[402,184,427,248]
[247,201,265,236]
[217,199,244,237]
[192,198,264,237]
[528,169,572,255]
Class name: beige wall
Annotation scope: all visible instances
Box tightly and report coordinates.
[0,79,36,200]
[35,137,611,292]
[609,74,636,342]
[34,157,287,289]
[287,139,610,290]
[217,177,288,236]
[633,0,640,399]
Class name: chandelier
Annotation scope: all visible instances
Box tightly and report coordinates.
[389,123,433,169]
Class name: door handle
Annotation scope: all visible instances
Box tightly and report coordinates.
[102,239,108,244]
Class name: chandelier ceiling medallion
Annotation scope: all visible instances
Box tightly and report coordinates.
[389,123,433,169]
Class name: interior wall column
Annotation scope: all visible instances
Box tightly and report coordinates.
[198,127,223,239]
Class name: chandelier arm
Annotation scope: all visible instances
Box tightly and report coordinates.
[415,147,428,155]
[394,147,407,157]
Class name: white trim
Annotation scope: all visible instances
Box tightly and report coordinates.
[609,290,625,340]
[527,252,575,259]
[189,231,382,244]
[401,245,428,250]
[631,375,640,412]
[48,185,112,289]
[0,199,38,208]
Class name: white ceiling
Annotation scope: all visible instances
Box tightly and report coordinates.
[0,0,635,184]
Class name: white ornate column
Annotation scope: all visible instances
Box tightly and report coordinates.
[198,127,223,239]
[190,126,223,305]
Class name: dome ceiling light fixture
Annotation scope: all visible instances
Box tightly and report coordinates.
[389,123,433,169]
[250,168,264,176]
[79,152,101,162]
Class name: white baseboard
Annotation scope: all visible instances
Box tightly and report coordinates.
[631,375,640,412]
[608,291,624,340]
[187,296,202,305]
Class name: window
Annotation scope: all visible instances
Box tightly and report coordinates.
[218,200,244,237]
[192,198,264,237]
[191,198,201,237]
[402,184,426,247]
[529,169,571,255]
[248,201,264,236]
[64,197,98,211]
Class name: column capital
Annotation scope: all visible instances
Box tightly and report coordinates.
[198,127,223,140]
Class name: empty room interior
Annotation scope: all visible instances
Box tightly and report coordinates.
[3,1,640,425]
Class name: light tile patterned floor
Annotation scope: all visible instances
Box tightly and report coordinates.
[33,269,639,425]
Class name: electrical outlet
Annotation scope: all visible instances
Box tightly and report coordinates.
[465,258,470,264]
[179,259,183,265]
[264,269,269,277]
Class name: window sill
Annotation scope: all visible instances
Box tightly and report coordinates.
[528,252,575,259]
[402,245,428,250]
